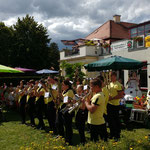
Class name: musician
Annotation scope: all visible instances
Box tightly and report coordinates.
[107,71,124,141]
[75,85,87,144]
[35,79,46,130]
[56,79,75,145]
[18,80,27,124]
[46,76,58,134]
[84,78,108,142]
[97,75,109,123]
[27,80,36,127]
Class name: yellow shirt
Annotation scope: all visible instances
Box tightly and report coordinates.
[18,89,22,103]
[102,86,109,115]
[108,81,123,106]
[61,89,75,106]
[62,89,74,100]
[26,87,31,103]
[44,84,58,104]
[87,92,105,125]
[35,88,45,102]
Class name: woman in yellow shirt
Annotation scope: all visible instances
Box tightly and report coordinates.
[56,79,75,145]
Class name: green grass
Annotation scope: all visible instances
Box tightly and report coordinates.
[0,110,150,150]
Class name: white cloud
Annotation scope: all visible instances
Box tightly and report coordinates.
[0,0,150,49]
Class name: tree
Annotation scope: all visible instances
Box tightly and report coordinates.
[47,42,60,70]
[12,15,51,69]
[0,22,14,66]
[60,61,86,81]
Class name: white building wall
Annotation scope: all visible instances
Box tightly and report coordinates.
[110,47,150,90]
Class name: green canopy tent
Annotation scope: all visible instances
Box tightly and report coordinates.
[0,64,23,73]
[84,56,146,71]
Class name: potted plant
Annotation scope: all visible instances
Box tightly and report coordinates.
[102,43,110,48]
[133,36,143,42]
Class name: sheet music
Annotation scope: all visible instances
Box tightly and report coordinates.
[84,85,88,90]
[63,96,68,103]
[52,84,57,90]
[44,92,50,98]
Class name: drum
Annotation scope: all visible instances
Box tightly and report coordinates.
[130,109,146,123]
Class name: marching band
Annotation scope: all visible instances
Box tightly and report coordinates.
[9,72,124,144]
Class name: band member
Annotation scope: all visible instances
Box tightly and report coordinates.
[97,75,109,123]
[56,79,75,145]
[107,71,124,141]
[46,76,58,134]
[75,85,87,144]
[18,80,27,124]
[27,80,36,127]
[84,78,108,142]
[35,80,46,130]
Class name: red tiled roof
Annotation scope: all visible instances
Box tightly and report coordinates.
[85,21,111,40]
[85,20,137,40]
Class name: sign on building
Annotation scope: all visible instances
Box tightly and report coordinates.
[111,40,133,51]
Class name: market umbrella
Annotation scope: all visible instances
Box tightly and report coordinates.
[36,69,59,74]
[0,64,23,73]
[15,67,36,72]
[84,55,146,71]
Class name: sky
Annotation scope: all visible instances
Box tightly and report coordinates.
[1,0,150,50]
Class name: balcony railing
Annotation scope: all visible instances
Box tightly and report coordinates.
[64,48,80,57]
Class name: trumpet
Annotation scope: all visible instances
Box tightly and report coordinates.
[68,90,92,114]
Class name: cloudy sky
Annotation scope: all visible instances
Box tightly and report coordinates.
[1,0,150,49]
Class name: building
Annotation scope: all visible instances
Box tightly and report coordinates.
[60,15,150,90]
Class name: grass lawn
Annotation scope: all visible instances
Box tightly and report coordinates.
[0,109,150,150]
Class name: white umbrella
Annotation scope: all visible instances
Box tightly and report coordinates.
[36,69,59,74]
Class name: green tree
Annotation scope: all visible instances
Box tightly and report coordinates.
[60,61,86,81]
[47,42,60,70]
[0,22,14,66]
[12,14,51,69]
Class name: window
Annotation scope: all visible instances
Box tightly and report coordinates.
[130,28,137,37]
[136,35,144,48]
[145,24,150,35]
[139,69,147,88]
[138,26,144,35]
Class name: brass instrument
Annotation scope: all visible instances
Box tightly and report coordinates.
[68,90,92,114]
[59,96,73,114]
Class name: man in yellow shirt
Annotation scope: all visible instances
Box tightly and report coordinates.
[107,71,124,141]
[85,78,107,142]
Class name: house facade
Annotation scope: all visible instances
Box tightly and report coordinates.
[60,15,150,90]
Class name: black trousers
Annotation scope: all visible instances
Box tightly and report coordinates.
[36,96,45,128]
[56,104,74,145]
[107,103,121,139]
[90,123,108,142]
[56,108,64,137]
[28,96,35,125]
[19,95,26,124]
[75,109,87,144]
[46,101,57,134]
